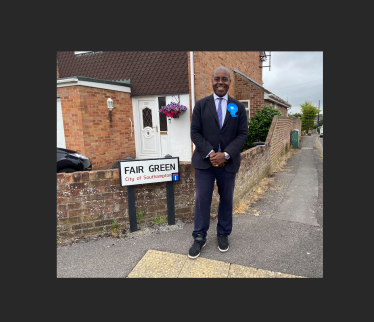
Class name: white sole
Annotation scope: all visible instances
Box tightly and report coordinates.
[188,242,206,259]
[218,245,229,252]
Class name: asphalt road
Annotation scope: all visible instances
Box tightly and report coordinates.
[57,134,323,278]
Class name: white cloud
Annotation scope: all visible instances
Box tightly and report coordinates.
[262,52,323,114]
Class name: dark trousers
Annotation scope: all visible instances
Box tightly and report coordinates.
[192,166,237,239]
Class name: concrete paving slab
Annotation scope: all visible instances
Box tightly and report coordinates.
[179,256,230,278]
[127,250,186,278]
[228,264,305,278]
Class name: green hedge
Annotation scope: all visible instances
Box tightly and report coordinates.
[241,106,282,151]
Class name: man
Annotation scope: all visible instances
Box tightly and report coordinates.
[188,66,248,259]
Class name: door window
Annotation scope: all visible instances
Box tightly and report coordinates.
[142,108,153,128]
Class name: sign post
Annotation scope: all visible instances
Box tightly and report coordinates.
[165,154,175,225]
[118,155,180,232]
[124,157,137,232]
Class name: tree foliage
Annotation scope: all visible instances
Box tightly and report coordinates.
[289,112,302,118]
[300,100,320,131]
[242,106,282,151]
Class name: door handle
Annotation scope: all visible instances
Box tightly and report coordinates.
[153,125,158,132]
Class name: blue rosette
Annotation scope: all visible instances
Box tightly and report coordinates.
[227,103,238,117]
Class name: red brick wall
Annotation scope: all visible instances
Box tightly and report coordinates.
[234,145,271,205]
[265,116,293,169]
[57,85,135,170]
[290,117,301,133]
[188,51,263,103]
[234,73,266,119]
[57,163,198,240]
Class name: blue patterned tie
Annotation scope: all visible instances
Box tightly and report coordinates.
[217,98,223,152]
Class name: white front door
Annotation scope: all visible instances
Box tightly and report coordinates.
[136,99,160,158]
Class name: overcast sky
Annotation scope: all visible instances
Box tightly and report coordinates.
[262,51,323,115]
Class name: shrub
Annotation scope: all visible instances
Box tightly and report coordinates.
[242,106,282,151]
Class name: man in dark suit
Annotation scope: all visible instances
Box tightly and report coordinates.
[188,66,248,259]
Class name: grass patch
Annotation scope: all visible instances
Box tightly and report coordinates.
[233,200,249,214]
[150,215,168,224]
[136,211,144,229]
[112,218,117,233]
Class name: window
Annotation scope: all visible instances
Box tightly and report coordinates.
[158,97,167,132]
[239,100,250,122]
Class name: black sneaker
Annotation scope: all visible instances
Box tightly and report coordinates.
[188,234,206,259]
[217,234,229,252]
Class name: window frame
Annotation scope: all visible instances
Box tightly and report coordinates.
[239,99,250,123]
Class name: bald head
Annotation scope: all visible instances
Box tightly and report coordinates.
[211,66,231,97]
[212,66,231,80]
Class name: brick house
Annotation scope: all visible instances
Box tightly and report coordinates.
[57,51,289,170]
[264,93,292,116]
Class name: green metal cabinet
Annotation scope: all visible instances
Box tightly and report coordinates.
[290,130,299,149]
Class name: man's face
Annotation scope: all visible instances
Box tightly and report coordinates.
[212,69,231,97]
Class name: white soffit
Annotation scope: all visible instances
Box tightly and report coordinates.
[57,78,131,93]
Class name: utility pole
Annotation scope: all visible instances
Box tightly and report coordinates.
[317,100,320,128]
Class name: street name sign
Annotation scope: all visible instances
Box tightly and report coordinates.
[118,157,180,187]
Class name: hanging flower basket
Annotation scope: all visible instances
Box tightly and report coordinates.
[159,102,187,119]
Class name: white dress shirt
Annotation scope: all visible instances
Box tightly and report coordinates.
[206,93,230,159]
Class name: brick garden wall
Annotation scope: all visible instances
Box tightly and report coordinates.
[57,115,297,241]
[233,145,271,206]
[291,117,301,133]
[265,116,293,170]
[57,85,135,170]
[57,162,197,240]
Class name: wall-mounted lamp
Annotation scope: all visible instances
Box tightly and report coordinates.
[107,98,114,127]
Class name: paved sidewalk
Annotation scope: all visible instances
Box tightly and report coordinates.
[57,134,322,278]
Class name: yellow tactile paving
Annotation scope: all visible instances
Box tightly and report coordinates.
[228,264,306,278]
[179,257,230,278]
[126,250,307,278]
[127,250,186,278]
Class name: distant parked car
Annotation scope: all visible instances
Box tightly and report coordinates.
[319,125,323,138]
[57,147,92,173]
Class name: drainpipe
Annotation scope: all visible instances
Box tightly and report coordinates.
[190,51,195,110]
[190,51,195,151]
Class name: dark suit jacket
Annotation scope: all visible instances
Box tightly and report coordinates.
[191,94,248,173]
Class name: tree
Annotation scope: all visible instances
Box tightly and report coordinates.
[300,100,320,132]
[242,106,282,151]
[289,112,302,118]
